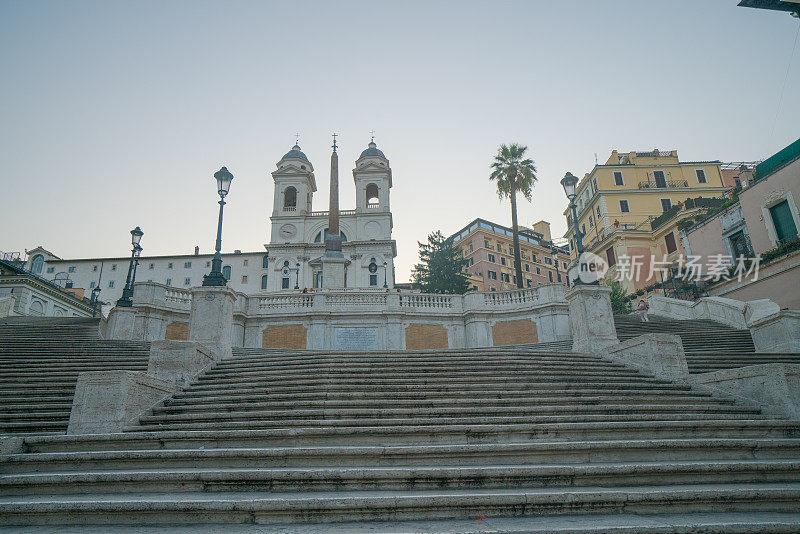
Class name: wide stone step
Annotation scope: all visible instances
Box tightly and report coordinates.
[2,483,799,525]
[18,419,799,452]
[144,404,755,423]
[153,395,732,414]
[6,438,799,473]
[3,460,799,496]
[131,413,769,433]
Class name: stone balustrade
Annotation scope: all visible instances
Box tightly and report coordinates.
[111,282,571,350]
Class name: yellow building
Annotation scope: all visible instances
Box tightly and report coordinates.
[563,149,729,293]
[449,218,570,292]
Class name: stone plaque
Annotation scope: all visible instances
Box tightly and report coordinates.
[333,327,378,351]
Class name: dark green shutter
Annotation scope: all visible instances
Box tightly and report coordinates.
[769,201,798,244]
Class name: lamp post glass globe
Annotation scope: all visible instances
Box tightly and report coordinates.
[560,172,578,201]
[215,166,234,198]
[130,226,143,247]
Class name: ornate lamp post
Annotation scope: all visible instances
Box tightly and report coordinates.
[90,285,101,318]
[383,261,388,289]
[551,247,561,285]
[116,226,143,307]
[295,262,300,290]
[561,172,584,286]
[202,167,233,287]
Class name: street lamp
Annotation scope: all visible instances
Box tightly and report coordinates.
[551,247,561,285]
[295,262,300,290]
[383,261,388,288]
[203,166,233,287]
[90,285,101,318]
[116,226,143,307]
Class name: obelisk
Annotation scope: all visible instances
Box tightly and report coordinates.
[321,133,347,288]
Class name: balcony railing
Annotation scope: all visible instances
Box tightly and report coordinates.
[309,209,357,217]
[638,180,688,189]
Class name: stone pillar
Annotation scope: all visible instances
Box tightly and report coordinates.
[105,306,138,340]
[321,256,348,289]
[188,286,236,359]
[148,340,218,386]
[566,284,619,354]
[67,371,177,435]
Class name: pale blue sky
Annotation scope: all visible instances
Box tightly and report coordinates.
[1,1,798,280]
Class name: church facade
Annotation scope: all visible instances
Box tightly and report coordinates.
[23,140,397,306]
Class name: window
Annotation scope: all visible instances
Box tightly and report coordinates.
[536,267,541,274]
[90,281,95,289]
[262,255,269,268]
[545,257,552,265]
[581,224,586,234]
[314,229,348,243]
[614,171,624,186]
[596,206,602,219]
[564,262,568,269]
[222,266,231,280]
[592,178,598,192]
[184,277,191,285]
[484,240,490,248]
[261,274,268,290]
[619,199,630,213]
[111,264,117,271]
[653,170,667,188]
[243,259,248,267]
[166,278,172,286]
[46,267,55,274]
[501,273,510,282]
[532,254,537,262]
[283,186,297,209]
[365,183,380,207]
[500,257,506,266]
[68,266,76,273]
[369,274,378,286]
[92,265,98,272]
[589,215,594,228]
[513,276,517,284]
[469,244,473,253]
[149,263,154,270]
[488,254,495,263]
[524,264,529,272]
[281,277,290,289]
[728,231,752,259]
[660,198,672,212]
[696,169,707,184]
[108,281,115,288]
[548,271,553,282]
[665,232,678,254]
[526,279,532,288]
[30,255,44,274]
[606,246,616,267]
[184,262,191,268]
[557,273,562,282]
[242,275,248,284]
[769,200,799,243]
[167,263,173,269]
[488,270,497,280]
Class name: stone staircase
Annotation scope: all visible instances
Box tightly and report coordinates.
[2,346,800,530]
[614,314,800,373]
[0,317,150,435]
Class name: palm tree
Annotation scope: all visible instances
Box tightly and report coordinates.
[490,143,537,289]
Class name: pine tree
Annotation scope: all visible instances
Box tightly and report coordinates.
[411,231,470,294]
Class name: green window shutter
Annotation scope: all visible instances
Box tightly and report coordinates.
[769,201,798,244]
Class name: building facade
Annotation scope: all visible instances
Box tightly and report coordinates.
[682,138,800,309]
[449,219,570,292]
[23,141,397,306]
[0,259,95,317]
[563,149,729,293]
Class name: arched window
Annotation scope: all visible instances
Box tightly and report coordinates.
[283,187,297,209]
[222,265,231,280]
[29,300,44,316]
[261,274,268,290]
[366,183,379,207]
[262,255,269,269]
[313,229,348,243]
[30,255,44,275]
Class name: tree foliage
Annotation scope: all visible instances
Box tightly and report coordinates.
[411,230,470,294]
[489,143,537,288]
[607,280,632,315]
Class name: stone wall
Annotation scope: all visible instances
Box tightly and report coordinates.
[263,324,307,349]
[405,323,448,350]
[491,319,538,346]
